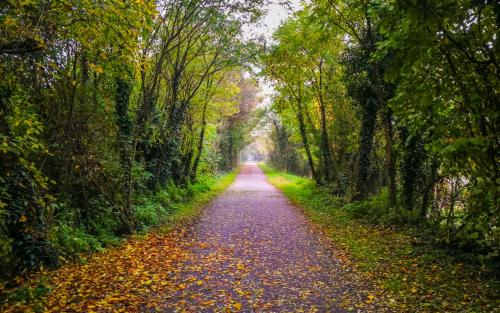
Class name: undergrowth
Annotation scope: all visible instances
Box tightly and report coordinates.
[47,173,235,260]
[0,170,238,306]
[260,163,499,313]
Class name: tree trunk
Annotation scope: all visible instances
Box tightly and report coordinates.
[191,102,208,181]
[383,108,397,207]
[318,58,335,183]
[319,102,334,183]
[353,105,377,200]
[400,128,425,213]
[296,101,320,185]
[115,75,135,233]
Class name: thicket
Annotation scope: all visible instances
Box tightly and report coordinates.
[0,0,261,278]
[262,0,499,266]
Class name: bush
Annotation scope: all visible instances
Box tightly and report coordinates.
[47,201,122,259]
[188,175,212,195]
[133,177,214,230]
[343,188,414,225]
[156,189,172,208]
[52,224,102,255]
[134,202,162,229]
[164,181,186,203]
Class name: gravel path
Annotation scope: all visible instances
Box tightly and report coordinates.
[163,163,385,312]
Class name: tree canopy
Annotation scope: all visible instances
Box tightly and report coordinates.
[0,0,263,276]
[263,0,499,259]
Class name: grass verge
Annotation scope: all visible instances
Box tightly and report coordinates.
[153,169,239,232]
[260,163,498,313]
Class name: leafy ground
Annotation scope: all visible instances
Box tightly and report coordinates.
[260,164,499,313]
[1,164,389,313]
[2,164,498,312]
[1,171,238,312]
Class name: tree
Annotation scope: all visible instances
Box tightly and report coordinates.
[378,0,499,244]
[314,0,397,204]
[0,0,264,276]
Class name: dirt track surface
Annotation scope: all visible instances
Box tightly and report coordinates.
[163,163,386,312]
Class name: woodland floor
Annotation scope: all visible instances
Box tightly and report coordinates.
[3,164,388,312]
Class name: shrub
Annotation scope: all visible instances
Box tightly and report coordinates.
[52,224,102,255]
[134,202,161,229]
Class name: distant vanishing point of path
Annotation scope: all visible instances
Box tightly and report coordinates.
[162,164,386,312]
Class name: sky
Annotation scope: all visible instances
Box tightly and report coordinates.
[243,0,302,40]
[242,0,302,105]
[241,0,302,142]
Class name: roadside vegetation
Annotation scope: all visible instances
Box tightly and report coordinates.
[1,170,237,312]
[261,164,499,312]
[1,0,261,281]
[261,3,499,311]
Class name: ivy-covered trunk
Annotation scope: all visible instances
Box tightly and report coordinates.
[400,128,426,214]
[353,101,377,200]
[115,75,136,234]
[319,101,334,183]
[191,102,208,182]
[296,101,320,186]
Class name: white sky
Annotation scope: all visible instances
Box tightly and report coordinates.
[242,0,302,106]
[243,1,302,40]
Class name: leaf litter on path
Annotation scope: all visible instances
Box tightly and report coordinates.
[3,164,389,312]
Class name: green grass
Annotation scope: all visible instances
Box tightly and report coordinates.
[260,163,498,313]
[154,170,239,232]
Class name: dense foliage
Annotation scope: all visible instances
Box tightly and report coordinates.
[1,0,498,305]
[261,164,498,312]
[262,0,499,263]
[0,0,261,278]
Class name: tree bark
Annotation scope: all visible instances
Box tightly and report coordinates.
[353,104,377,200]
[319,102,334,183]
[318,59,335,183]
[296,101,320,185]
[383,108,397,207]
[115,75,135,233]
[191,101,208,181]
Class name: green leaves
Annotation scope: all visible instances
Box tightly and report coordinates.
[0,0,260,279]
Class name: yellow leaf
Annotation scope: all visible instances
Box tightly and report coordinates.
[3,16,16,27]
[233,302,242,310]
[107,297,126,302]
[202,300,215,306]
